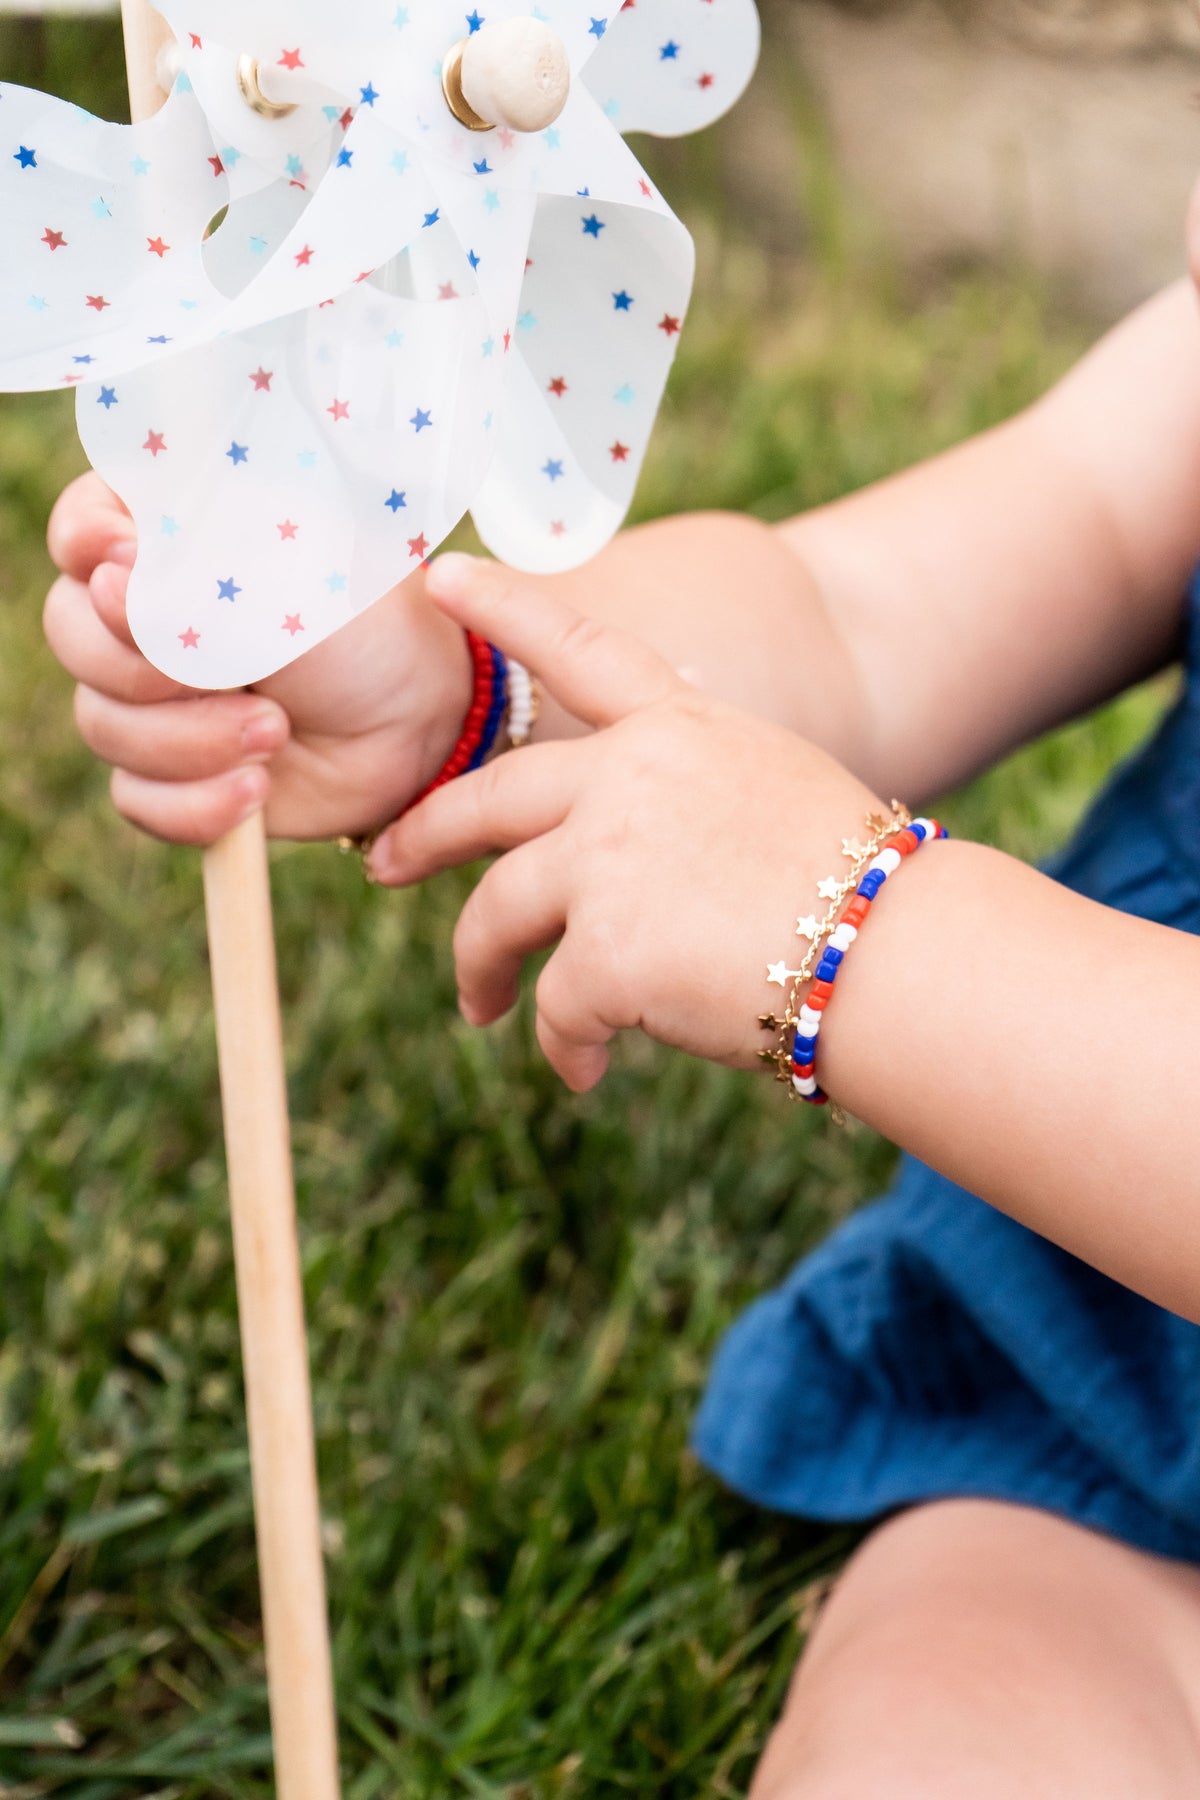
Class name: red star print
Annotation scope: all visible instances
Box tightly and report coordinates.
[328,399,350,422]
[339,107,354,131]
[408,533,430,560]
[639,179,652,198]
[278,48,304,69]
[698,73,715,89]
[179,626,200,649]
[503,330,512,353]
[548,377,568,397]
[189,33,202,49]
[143,430,167,456]
[208,154,225,178]
[277,520,298,541]
[498,128,516,150]
[609,441,630,462]
[147,236,169,257]
[550,521,567,536]
[295,244,314,267]
[42,228,66,251]
[438,282,459,301]
[86,295,110,312]
[283,614,305,635]
[658,314,682,336]
[250,367,274,391]
[62,373,85,385]
[355,270,373,283]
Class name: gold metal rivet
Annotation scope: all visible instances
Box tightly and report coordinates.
[441,39,494,132]
[236,53,299,121]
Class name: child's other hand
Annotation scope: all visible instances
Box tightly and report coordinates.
[43,474,472,845]
[368,556,885,1091]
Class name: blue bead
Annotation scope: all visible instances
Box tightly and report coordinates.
[910,821,927,841]
[823,946,845,967]
[815,957,840,984]
[858,872,885,899]
[793,1035,817,1059]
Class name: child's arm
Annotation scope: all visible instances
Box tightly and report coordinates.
[44,283,1200,841]
[375,574,1200,1327]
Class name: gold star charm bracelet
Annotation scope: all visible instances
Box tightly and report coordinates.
[758,802,913,1097]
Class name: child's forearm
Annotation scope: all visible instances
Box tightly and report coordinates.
[819,838,1200,1322]
[781,281,1200,798]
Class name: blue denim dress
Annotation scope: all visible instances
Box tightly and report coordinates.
[693,574,1200,1563]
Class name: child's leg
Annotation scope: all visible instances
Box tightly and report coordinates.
[750,1499,1200,1800]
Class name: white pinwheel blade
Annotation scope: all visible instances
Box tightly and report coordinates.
[583,0,761,137]
[0,82,220,391]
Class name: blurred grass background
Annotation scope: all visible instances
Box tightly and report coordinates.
[0,10,1175,1798]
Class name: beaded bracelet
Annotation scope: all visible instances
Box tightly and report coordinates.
[411,629,507,805]
[506,655,541,748]
[338,629,511,864]
[790,817,947,1106]
[759,802,913,1085]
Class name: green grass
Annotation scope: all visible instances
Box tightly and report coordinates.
[0,20,1173,1800]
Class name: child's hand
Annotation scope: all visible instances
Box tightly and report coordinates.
[368,556,885,1091]
[43,474,473,844]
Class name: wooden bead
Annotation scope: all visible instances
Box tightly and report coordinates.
[449,19,571,134]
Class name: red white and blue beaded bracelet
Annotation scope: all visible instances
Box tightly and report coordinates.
[791,817,947,1105]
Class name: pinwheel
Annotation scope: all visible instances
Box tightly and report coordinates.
[0,1,761,1791]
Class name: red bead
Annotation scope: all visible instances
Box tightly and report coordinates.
[806,992,830,1012]
[809,978,835,1003]
[894,829,918,856]
[792,1063,814,1078]
[841,898,870,928]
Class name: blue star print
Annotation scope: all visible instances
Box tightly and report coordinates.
[660,40,681,59]
[337,148,354,168]
[543,459,564,481]
[385,489,407,512]
[359,83,379,107]
[97,387,118,409]
[218,577,242,601]
[588,18,606,37]
[582,214,605,238]
[466,10,485,30]
[423,210,440,228]
[227,442,249,465]
[411,408,433,432]
[613,291,634,311]
[14,146,37,169]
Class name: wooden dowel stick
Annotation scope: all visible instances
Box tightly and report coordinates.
[119,9,341,1795]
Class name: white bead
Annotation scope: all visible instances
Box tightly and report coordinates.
[913,818,936,841]
[870,847,902,876]
[797,1006,822,1031]
[828,923,858,952]
[461,20,571,133]
[792,1073,818,1098]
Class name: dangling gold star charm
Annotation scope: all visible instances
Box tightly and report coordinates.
[841,837,868,861]
[758,1013,781,1032]
[795,913,822,940]
[817,876,843,902]
[767,961,803,988]
[865,810,889,836]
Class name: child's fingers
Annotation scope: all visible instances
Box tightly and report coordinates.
[534,950,614,1093]
[88,560,140,650]
[74,686,290,782]
[47,474,133,579]
[369,739,587,884]
[452,838,568,1026]
[109,765,270,847]
[425,554,684,729]
[44,574,185,705]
